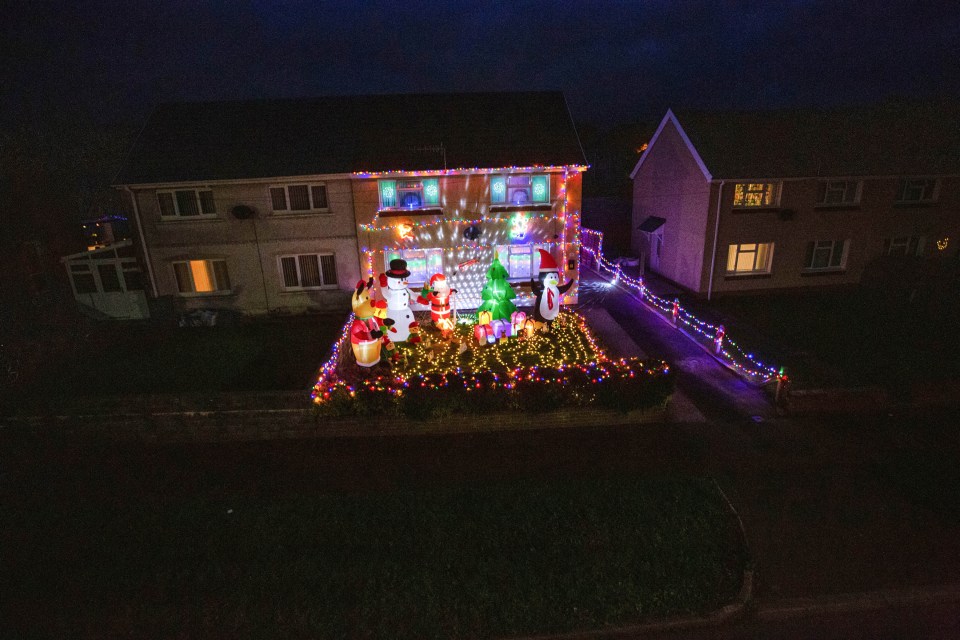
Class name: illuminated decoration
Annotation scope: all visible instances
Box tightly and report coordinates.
[354,164,587,179]
[423,179,440,205]
[510,213,530,240]
[582,227,783,383]
[476,252,518,321]
[397,222,415,241]
[531,174,549,203]
[379,259,421,343]
[937,237,949,251]
[511,311,527,334]
[491,175,506,203]
[350,278,393,367]
[359,211,558,234]
[532,249,573,324]
[477,310,493,326]
[457,258,478,271]
[416,273,456,337]
[379,180,397,208]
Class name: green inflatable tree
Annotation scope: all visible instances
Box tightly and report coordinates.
[477,251,517,320]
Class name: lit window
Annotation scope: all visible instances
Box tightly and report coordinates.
[732,183,778,208]
[883,236,925,257]
[378,179,439,209]
[157,189,216,217]
[726,243,774,274]
[173,260,231,294]
[270,184,328,212]
[495,243,546,280]
[896,178,938,203]
[490,174,550,205]
[817,180,860,206]
[279,254,338,289]
[384,248,442,284]
[804,240,848,270]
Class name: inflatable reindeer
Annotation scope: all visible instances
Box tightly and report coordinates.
[350,278,394,367]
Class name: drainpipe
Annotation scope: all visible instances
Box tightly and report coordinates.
[123,186,158,298]
[706,180,724,301]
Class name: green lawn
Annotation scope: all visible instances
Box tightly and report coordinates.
[18,314,347,397]
[2,475,746,639]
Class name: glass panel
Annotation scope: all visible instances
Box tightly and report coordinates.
[531,174,549,203]
[727,245,738,272]
[298,255,322,287]
[379,180,397,208]
[98,264,122,292]
[199,190,216,214]
[812,243,831,269]
[422,179,439,206]
[175,190,199,216]
[399,188,422,208]
[310,185,328,209]
[288,185,310,210]
[72,273,97,294]
[158,192,176,216]
[755,243,771,271]
[122,268,144,291]
[509,244,532,278]
[804,241,815,267]
[173,262,192,293]
[270,187,287,211]
[190,260,214,292]
[70,264,91,272]
[403,249,427,283]
[426,249,442,276]
[212,260,230,291]
[280,257,299,287]
[319,254,337,285]
[490,175,506,204]
[735,248,756,272]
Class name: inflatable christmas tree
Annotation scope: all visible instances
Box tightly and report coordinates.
[477,251,517,320]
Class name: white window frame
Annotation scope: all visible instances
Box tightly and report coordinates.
[732,183,780,209]
[804,239,849,271]
[172,259,231,296]
[157,188,217,218]
[895,178,939,203]
[726,243,774,275]
[884,236,926,257]
[495,243,547,281]
[277,253,338,290]
[68,258,143,295]
[817,180,861,206]
[269,183,330,213]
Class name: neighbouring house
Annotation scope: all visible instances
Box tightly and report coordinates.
[630,102,960,298]
[114,92,587,315]
[61,239,149,320]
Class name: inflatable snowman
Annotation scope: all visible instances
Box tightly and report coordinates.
[379,258,421,343]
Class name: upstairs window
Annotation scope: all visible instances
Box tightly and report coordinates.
[732,183,778,208]
[804,239,848,270]
[279,253,338,289]
[883,236,925,257]
[379,179,439,209]
[817,180,860,206]
[896,178,938,203]
[158,189,216,217]
[173,259,231,294]
[491,174,550,205]
[726,243,774,274]
[270,184,328,212]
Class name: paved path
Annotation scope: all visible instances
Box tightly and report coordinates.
[577,269,775,422]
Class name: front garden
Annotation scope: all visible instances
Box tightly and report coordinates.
[312,309,674,420]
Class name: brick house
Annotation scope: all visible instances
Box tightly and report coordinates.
[630,102,960,298]
[114,92,586,315]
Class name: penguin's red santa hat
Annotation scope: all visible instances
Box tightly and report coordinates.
[537,249,559,275]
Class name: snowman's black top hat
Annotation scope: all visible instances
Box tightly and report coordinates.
[386,259,410,278]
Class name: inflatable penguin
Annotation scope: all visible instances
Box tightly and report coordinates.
[531,249,573,324]
[379,258,421,343]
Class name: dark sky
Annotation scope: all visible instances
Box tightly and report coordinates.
[5,0,960,129]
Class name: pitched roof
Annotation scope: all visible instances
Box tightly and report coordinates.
[671,100,960,179]
[115,92,587,185]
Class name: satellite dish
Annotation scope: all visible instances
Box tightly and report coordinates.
[463,224,481,241]
[232,205,256,220]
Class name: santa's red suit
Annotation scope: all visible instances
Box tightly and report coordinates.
[417,273,455,325]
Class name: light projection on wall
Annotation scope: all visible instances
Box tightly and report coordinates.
[396,222,415,241]
[510,213,529,240]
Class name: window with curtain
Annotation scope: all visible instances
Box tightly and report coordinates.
[173,259,231,294]
[278,254,338,289]
[726,243,774,274]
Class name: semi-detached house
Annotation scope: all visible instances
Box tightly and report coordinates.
[113,92,586,315]
[630,102,960,298]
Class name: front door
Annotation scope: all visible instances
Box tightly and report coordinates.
[647,229,663,272]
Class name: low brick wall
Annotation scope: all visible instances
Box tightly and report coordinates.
[2,392,667,443]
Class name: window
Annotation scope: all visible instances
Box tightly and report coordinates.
[732,183,778,208]
[495,244,548,280]
[896,178,938,203]
[157,189,216,217]
[69,264,98,294]
[726,243,774,274]
[883,236,925,257]
[384,248,443,284]
[804,239,848,270]
[817,180,860,206]
[279,254,338,289]
[173,260,231,294]
[97,264,123,292]
[270,184,329,212]
[490,174,550,205]
[379,179,439,209]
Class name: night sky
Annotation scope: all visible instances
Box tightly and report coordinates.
[6,0,960,130]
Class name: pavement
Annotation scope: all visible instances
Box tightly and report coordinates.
[576,269,775,422]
